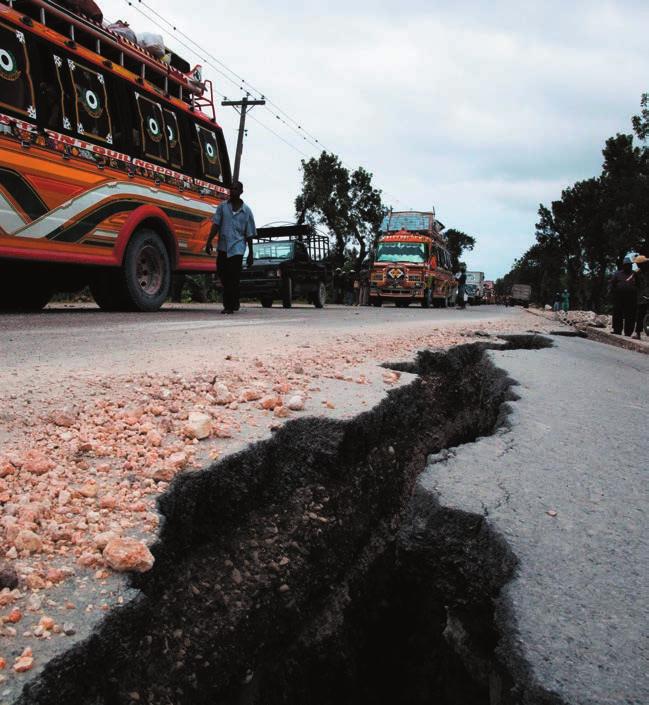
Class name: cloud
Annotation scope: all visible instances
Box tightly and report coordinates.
[103,0,649,277]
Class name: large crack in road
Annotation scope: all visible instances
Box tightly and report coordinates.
[15,335,560,705]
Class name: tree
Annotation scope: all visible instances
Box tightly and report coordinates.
[499,93,649,311]
[295,152,386,269]
[445,229,476,271]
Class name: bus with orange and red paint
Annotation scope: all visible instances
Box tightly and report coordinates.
[0,0,230,311]
[369,210,455,308]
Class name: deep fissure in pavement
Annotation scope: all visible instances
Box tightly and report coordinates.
[17,335,559,705]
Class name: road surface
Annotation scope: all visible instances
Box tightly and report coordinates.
[422,335,649,704]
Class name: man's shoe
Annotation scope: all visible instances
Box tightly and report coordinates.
[222,308,233,315]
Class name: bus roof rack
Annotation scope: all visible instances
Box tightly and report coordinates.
[2,0,216,119]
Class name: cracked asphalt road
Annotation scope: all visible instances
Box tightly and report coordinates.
[422,335,649,705]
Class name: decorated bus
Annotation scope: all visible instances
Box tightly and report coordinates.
[369,210,455,307]
[0,0,231,310]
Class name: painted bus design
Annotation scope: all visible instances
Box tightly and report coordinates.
[0,0,231,310]
[370,211,456,307]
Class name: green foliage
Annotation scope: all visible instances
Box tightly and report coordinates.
[295,151,386,270]
[445,228,476,271]
[499,95,649,310]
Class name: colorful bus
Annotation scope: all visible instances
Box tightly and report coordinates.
[0,0,231,310]
[370,211,455,307]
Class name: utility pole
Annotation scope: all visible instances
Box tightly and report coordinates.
[221,94,266,184]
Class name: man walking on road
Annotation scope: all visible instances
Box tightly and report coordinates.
[609,256,638,336]
[205,181,256,314]
[633,254,649,340]
[455,266,467,309]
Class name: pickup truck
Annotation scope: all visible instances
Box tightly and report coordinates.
[238,225,330,308]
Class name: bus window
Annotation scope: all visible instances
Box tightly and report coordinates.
[54,55,112,144]
[194,124,222,182]
[135,92,167,162]
[0,22,36,120]
[163,108,183,169]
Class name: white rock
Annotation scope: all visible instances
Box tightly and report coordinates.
[287,396,305,411]
[185,412,212,440]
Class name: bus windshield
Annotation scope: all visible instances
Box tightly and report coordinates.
[376,241,426,263]
[252,241,294,260]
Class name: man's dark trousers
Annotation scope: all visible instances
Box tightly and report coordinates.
[217,250,243,311]
[612,292,637,335]
[635,301,648,335]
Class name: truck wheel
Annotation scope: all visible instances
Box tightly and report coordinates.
[370,296,382,307]
[644,313,649,336]
[313,281,326,308]
[421,288,432,308]
[282,277,293,308]
[260,296,273,308]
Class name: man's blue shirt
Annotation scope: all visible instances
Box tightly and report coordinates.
[213,201,256,257]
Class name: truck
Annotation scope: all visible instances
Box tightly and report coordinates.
[465,271,485,305]
[238,225,330,308]
[508,284,532,307]
[370,210,455,308]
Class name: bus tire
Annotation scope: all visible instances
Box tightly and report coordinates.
[370,296,382,307]
[122,229,171,312]
[260,296,273,308]
[282,277,293,308]
[313,281,326,308]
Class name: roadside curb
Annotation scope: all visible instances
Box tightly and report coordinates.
[524,308,649,355]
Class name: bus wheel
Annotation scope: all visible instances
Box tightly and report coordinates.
[282,277,293,308]
[260,296,273,308]
[123,229,171,312]
[421,288,432,308]
[313,281,326,308]
[370,296,382,307]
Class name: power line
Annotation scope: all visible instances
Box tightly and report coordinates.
[123,0,324,153]
[132,0,329,151]
[119,0,400,204]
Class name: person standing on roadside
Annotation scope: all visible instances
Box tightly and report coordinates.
[609,256,638,336]
[455,266,467,309]
[552,292,561,312]
[633,254,649,340]
[561,289,570,312]
[205,182,256,315]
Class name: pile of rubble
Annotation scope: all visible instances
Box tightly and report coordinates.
[543,308,610,328]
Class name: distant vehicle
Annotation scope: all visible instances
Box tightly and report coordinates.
[465,271,485,305]
[370,210,455,308]
[238,225,330,309]
[509,284,532,307]
[0,0,231,311]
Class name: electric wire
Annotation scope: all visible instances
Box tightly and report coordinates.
[132,0,329,151]
[120,0,401,205]
[121,0,314,158]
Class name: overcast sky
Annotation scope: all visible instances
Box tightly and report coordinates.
[103,0,649,278]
